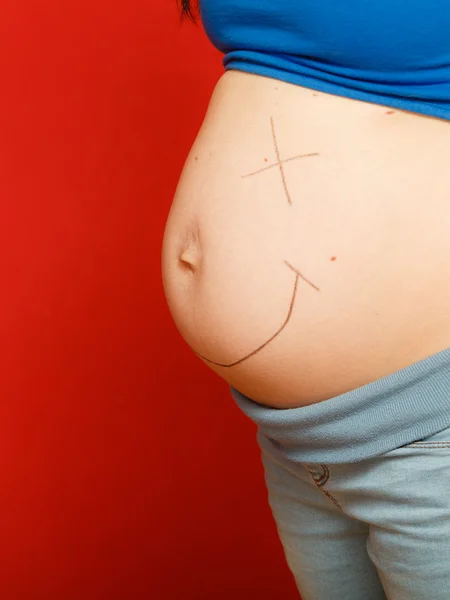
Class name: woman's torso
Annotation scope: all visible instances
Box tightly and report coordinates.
[161,70,450,408]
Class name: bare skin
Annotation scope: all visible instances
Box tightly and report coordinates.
[190,258,320,368]
[161,70,450,408]
[189,116,321,368]
[242,116,320,205]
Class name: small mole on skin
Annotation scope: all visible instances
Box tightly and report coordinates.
[330,256,337,261]
[386,110,395,115]
[313,93,318,96]
[264,157,268,162]
[194,156,199,161]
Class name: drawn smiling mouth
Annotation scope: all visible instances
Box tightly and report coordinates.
[190,260,320,368]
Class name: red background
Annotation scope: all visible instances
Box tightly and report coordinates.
[0,2,299,598]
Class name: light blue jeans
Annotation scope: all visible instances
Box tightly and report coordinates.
[230,347,450,599]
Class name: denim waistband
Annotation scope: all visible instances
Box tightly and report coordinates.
[230,347,450,464]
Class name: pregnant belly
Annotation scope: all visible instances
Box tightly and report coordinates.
[161,70,450,408]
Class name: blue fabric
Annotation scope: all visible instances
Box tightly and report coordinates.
[200,0,450,121]
[231,347,450,596]
[258,426,450,599]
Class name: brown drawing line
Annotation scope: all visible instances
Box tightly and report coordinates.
[190,261,320,368]
[270,116,292,205]
[192,272,300,367]
[284,260,321,292]
[241,116,320,206]
[242,152,320,178]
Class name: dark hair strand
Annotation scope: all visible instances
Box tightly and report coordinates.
[178,0,198,22]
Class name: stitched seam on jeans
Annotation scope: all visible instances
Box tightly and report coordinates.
[320,466,343,510]
[306,466,343,511]
[406,442,450,447]
[305,465,328,486]
[321,488,343,511]
[315,464,329,486]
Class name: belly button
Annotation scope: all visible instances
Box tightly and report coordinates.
[179,242,201,273]
[178,223,202,273]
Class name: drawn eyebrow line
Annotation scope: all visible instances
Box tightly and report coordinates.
[242,152,320,178]
[190,261,320,368]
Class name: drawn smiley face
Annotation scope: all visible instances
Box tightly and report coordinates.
[188,116,322,368]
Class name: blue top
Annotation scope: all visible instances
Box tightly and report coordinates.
[200,0,450,121]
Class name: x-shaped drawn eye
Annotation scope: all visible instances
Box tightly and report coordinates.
[242,116,320,205]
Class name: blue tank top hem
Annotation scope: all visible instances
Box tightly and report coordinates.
[225,63,450,122]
